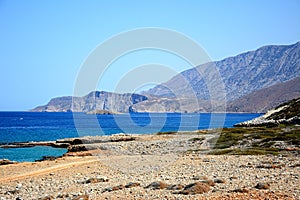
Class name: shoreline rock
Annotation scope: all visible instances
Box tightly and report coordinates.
[0,159,16,165]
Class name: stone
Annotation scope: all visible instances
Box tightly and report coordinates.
[67,145,88,153]
[78,177,109,184]
[255,182,270,189]
[16,184,22,190]
[167,184,184,190]
[112,185,125,191]
[177,182,211,195]
[0,159,15,165]
[72,195,89,200]
[214,178,226,183]
[35,156,57,162]
[192,175,208,180]
[145,181,169,190]
[199,179,215,186]
[125,182,140,188]
[230,188,249,193]
[38,196,53,200]
[102,185,125,193]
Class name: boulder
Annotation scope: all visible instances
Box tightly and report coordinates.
[255,182,270,189]
[0,159,15,165]
[78,177,109,184]
[145,181,169,190]
[167,184,184,190]
[125,182,140,188]
[177,182,211,195]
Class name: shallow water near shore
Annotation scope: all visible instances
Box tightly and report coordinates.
[0,112,261,162]
[0,146,67,162]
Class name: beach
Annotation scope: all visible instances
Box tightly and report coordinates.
[0,133,299,200]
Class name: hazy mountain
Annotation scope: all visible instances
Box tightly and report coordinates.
[143,42,300,101]
[31,91,147,113]
[227,77,300,113]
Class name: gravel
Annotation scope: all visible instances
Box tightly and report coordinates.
[0,134,299,199]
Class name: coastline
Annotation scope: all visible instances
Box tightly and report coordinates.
[0,130,299,199]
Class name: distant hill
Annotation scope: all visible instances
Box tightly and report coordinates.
[31,91,147,113]
[132,77,300,113]
[31,42,300,113]
[143,42,300,101]
[235,97,300,127]
[227,77,300,113]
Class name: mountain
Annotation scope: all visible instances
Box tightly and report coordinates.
[235,97,300,127]
[32,42,300,113]
[143,42,300,101]
[131,96,216,113]
[227,77,300,113]
[31,91,147,113]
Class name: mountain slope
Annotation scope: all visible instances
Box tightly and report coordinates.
[143,42,300,101]
[235,97,300,127]
[31,91,147,113]
[227,77,300,113]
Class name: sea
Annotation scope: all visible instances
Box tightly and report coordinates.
[0,112,261,162]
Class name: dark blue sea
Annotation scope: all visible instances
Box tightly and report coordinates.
[0,112,261,162]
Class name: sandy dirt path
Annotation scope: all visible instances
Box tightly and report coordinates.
[0,157,98,182]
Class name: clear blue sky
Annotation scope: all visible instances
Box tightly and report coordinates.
[0,0,299,110]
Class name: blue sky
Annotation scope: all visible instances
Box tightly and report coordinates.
[0,0,299,110]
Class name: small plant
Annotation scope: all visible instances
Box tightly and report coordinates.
[189,137,205,142]
[209,148,280,155]
[156,131,177,135]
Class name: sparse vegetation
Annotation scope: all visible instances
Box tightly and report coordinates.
[156,131,177,135]
[156,130,209,135]
[206,126,300,155]
[209,148,281,155]
[269,98,300,120]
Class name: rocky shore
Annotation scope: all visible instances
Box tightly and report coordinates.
[235,97,300,127]
[0,132,299,200]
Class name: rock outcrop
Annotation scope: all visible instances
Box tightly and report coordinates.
[235,97,300,127]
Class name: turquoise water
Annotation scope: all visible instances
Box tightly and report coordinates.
[0,112,261,162]
[0,146,67,162]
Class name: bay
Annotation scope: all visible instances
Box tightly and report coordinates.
[0,112,261,162]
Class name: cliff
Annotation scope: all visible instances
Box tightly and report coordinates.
[31,91,147,113]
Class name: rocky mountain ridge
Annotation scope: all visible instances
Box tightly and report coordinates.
[143,41,300,101]
[31,42,300,113]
